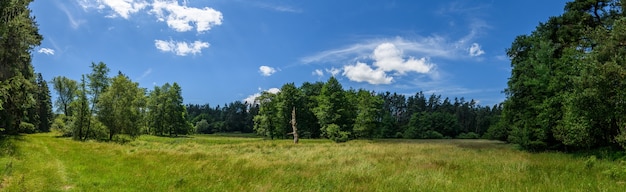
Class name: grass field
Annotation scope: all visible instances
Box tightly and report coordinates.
[0,133,624,191]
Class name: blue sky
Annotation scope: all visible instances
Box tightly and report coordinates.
[30,0,569,107]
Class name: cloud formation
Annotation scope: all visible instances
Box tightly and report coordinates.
[151,0,223,33]
[78,0,149,19]
[339,43,433,85]
[259,66,277,76]
[79,0,223,56]
[326,67,341,76]
[312,69,324,76]
[372,43,432,75]
[468,43,485,57]
[343,62,393,84]
[154,39,209,56]
[37,48,55,55]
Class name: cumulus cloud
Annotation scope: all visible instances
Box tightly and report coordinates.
[37,48,55,55]
[79,0,149,19]
[154,39,209,56]
[328,42,435,85]
[151,0,223,33]
[259,66,277,76]
[468,43,485,57]
[313,69,324,76]
[343,62,393,85]
[372,43,432,75]
[78,0,223,33]
[243,88,280,105]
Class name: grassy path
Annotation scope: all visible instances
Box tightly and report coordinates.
[1,133,624,191]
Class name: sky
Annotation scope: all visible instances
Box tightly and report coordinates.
[30,0,570,107]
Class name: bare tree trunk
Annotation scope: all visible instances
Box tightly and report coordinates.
[290,106,299,144]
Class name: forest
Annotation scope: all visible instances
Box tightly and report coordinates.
[2,0,626,152]
[186,78,502,142]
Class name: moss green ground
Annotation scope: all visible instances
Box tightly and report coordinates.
[0,133,623,191]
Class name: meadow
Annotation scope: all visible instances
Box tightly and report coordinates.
[0,133,624,191]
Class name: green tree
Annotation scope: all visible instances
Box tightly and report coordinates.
[503,0,626,150]
[254,91,279,139]
[97,72,145,141]
[299,82,323,138]
[145,82,190,136]
[34,73,53,132]
[276,83,303,138]
[0,0,43,134]
[353,89,382,139]
[84,62,110,140]
[71,75,90,140]
[52,76,78,117]
[146,85,164,135]
[314,76,351,142]
[168,82,190,136]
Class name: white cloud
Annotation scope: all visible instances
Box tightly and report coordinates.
[79,0,149,19]
[326,67,341,76]
[243,88,280,105]
[154,39,209,56]
[301,37,455,65]
[343,62,393,85]
[37,48,55,55]
[259,66,277,76]
[151,0,223,33]
[372,43,432,75]
[313,69,324,76]
[77,0,223,33]
[468,43,485,57]
[255,3,302,13]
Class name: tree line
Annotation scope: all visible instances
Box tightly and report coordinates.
[187,76,503,142]
[493,0,626,151]
[50,62,193,141]
[0,0,53,135]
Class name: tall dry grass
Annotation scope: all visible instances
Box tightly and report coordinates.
[0,133,623,191]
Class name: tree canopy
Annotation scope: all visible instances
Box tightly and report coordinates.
[499,0,626,151]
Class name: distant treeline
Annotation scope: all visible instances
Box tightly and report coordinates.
[187,77,502,142]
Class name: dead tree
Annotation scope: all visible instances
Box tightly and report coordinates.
[288,106,299,144]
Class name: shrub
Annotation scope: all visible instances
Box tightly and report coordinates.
[457,132,480,139]
[19,122,36,134]
[325,124,350,143]
[424,130,443,139]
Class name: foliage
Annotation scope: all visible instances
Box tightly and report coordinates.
[51,76,78,117]
[146,82,191,137]
[71,75,90,140]
[0,0,43,134]
[18,122,35,133]
[502,0,626,151]
[97,73,145,141]
[353,89,383,139]
[457,132,480,139]
[195,119,210,134]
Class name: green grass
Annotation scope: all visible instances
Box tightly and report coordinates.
[1,133,624,191]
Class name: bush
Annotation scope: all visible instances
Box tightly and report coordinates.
[325,124,350,143]
[457,132,480,139]
[19,122,36,134]
[424,130,443,139]
[89,117,108,140]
